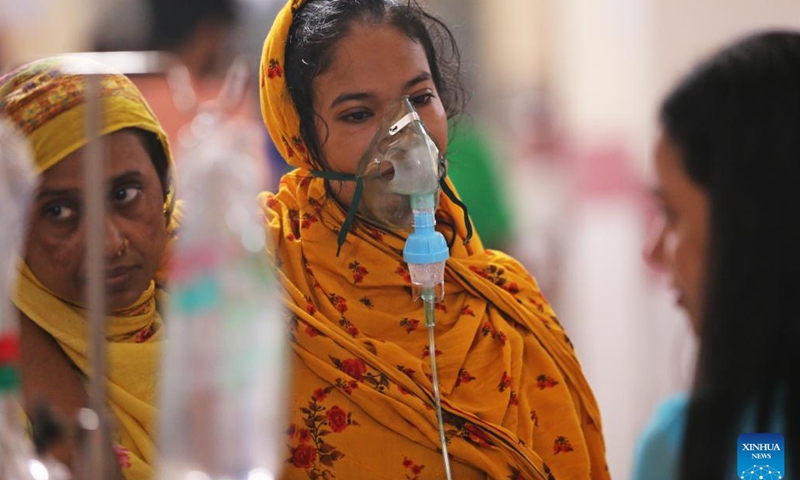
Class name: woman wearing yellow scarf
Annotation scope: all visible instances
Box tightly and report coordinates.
[260,1,610,479]
[0,57,176,479]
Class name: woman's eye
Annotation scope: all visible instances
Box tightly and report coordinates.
[112,186,142,205]
[341,110,373,123]
[43,204,77,222]
[411,93,435,107]
[659,205,677,226]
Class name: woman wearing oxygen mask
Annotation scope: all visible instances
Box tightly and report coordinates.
[259,1,610,479]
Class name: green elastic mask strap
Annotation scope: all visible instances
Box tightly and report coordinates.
[309,170,363,256]
[440,177,473,246]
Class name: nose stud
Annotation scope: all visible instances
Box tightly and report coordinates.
[116,239,130,258]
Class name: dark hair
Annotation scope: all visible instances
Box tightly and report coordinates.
[129,128,170,200]
[146,0,238,51]
[284,0,467,168]
[660,31,800,479]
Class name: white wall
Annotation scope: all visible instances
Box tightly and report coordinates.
[1,0,95,71]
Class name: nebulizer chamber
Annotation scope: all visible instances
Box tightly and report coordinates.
[157,77,287,479]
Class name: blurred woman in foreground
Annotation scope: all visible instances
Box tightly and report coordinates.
[636,31,800,479]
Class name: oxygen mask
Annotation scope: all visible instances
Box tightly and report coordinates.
[310,95,472,255]
[356,95,444,229]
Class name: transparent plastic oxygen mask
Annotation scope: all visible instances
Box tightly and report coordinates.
[311,95,474,255]
[357,95,444,229]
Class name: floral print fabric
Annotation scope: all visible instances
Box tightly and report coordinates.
[259,174,610,479]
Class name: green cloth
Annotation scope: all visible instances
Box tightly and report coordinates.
[446,122,513,249]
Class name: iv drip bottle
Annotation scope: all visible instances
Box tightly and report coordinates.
[157,115,288,480]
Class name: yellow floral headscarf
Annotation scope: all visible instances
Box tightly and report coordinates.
[260,0,318,171]
[0,56,176,480]
[259,1,610,479]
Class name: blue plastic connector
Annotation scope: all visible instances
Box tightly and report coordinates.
[403,208,449,265]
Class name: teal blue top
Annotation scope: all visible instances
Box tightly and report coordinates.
[632,393,788,480]
[631,394,689,480]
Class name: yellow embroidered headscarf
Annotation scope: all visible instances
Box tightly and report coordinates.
[0,56,176,480]
[259,1,609,479]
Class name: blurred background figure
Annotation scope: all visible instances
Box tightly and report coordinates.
[94,0,239,77]
[3,0,800,478]
[143,0,238,79]
[93,0,282,189]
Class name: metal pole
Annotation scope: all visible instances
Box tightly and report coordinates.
[81,72,108,480]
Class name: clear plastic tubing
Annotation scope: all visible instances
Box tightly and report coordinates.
[422,287,452,480]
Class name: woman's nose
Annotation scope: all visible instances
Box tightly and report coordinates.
[104,217,128,260]
[643,217,666,270]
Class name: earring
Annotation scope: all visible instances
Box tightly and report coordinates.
[116,239,130,258]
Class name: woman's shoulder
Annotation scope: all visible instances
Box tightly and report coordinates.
[631,393,690,480]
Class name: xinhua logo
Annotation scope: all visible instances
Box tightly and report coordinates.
[738,433,784,479]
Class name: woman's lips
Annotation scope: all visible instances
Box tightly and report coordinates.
[380,164,395,180]
[104,265,137,288]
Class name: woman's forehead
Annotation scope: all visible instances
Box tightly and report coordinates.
[317,24,431,94]
[38,131,153,189]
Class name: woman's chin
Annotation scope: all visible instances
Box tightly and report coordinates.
[106,281,150,312]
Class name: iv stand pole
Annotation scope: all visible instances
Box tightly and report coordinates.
[79,72,110,480]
